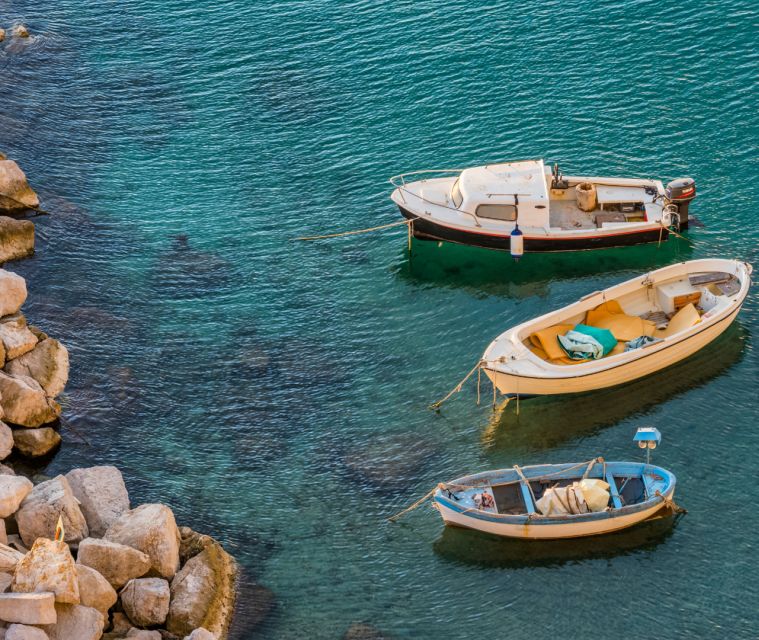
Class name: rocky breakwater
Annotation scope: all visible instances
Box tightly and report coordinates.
[0,269,68,460]
[0,465,238,639]
[0,153,37,264]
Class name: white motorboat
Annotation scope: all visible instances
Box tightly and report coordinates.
[390,159,697,253]
[480,258,751,398]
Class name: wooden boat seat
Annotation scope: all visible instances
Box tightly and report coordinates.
[655,303,701,339]
[585,300,656,341]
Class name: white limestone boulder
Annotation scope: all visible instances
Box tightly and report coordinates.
[76,564,116,622]
[15,476,88,547]
[65,467,129,538]
[6,624,49,640]
[184,629,216,640]
[0,373,59,428]
[120,577,170,627]
[0,592,56,625]
[0,545,25,573]
[0,162,38,213]
[166,542,238,638]
[11,428,60,458]
[0,272,27,317]
[0,218,34,265]
[39,603,102,640]
[5,339,67,398]
[76,538,150,590]
[104,504,180,580]
[0,475,33,518]
[0,317,37,362]
[0,572,12,592]
[11,538,79,605]
[0,422,13,460]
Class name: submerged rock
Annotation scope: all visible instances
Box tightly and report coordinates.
[0,161,38,212]
[0,372,60,427]
[0,475,33,518]
[11,538,79,604]
[76,538,150,590]
[12,25,30,39]
[104,504,180,580]
[343,623,391,640]
[15,476,89,547]
[39,603,102,640]
[65,466,129,538]
[120,577,170,627]
[5,339,68,398]
[12,427,61,458]
[166,536,238,638]
[0,218,35,264]
[0,592,57,625]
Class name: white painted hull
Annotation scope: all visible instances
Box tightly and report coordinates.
[436,498,670,539]
[484,307,738,397]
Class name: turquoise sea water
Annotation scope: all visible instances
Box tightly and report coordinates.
[1,0,758,637]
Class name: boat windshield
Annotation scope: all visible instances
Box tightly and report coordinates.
[451,178,463,208]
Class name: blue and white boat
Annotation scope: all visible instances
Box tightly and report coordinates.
[433,458,677,540]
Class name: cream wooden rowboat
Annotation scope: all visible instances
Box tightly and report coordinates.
[481,258,752,398]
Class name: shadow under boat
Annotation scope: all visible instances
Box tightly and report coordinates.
[395,234,695,299]
[481,322,748,452]
[433,509,680,570]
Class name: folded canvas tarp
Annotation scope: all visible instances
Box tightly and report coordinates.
[536,479,611,516]
[557,324,617,360]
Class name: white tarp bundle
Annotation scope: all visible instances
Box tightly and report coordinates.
[535,479,610,516]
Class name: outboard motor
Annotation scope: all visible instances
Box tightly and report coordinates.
[665,177,696,230]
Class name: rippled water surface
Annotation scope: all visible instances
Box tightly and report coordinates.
[1,1,757,638]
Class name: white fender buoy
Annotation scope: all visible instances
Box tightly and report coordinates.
[510,224,524,261]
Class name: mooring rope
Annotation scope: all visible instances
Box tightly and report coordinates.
[655,490,687,514]
[429,361,483,410]
[387,483,445,522]
[293,219,412,241]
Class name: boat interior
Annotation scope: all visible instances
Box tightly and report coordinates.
[521,270,741,366]
[546,165,661,231]
[443,463,668,517]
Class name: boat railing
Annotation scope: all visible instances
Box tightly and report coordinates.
[389,169,483,226]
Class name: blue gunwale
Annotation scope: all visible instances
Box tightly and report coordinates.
[434,461,676,526]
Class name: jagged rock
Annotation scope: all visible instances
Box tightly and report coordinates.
[111,611,133,634]
[166,540,238,638]
[28,327,46,342]
[183,629,216,640]
[12,428,60,458]
[0,162,37,213]
[0,475,33,518]
[5,536,28,555]
[15,476,88,547]
[11,538,79,604]
[0,543,26,572]
[0,422,12,460]
[104,504,180,580]
[77,538,150,590]
[65,467,129,538]
[39,603,102,640]
[120,577,169,628]
[0,373,60,428]
[76,564,116,621]
[6,623,49,640]
[126,630,161,639]
[0,218,34,265]
[5,340,67,398]
[11,26,29,39]
[0,316,37,362]
[0,272,27,317]
[0,592,56,624]
[0,572,12,592]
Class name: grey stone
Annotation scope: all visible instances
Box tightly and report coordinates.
[15,476,88,547]
[5,340,68,398]
[120,577,169,628]
[76,538,150,590]
[65,467,129,538]
[0,592,56,625]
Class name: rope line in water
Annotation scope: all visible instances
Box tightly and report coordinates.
[387,484,444,522]
[429,361,483,410]
[293,219,411,241]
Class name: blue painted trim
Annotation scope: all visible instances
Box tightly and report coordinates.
[519,481,536,514]
[606,471,623,509]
